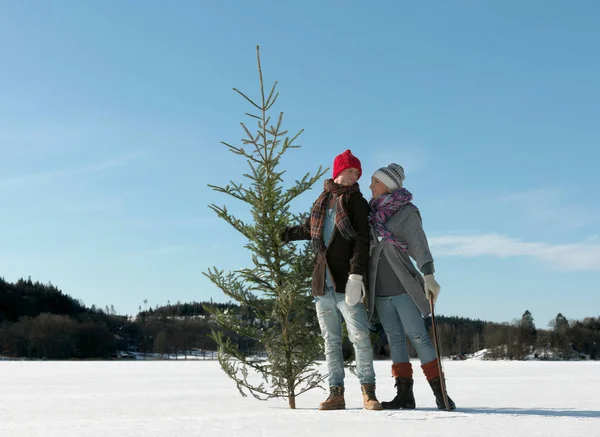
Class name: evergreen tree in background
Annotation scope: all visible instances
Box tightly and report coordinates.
[203,46,328,409]
[551,313,571,359]
[518,310,537,358]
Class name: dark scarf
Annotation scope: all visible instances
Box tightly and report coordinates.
[368,188,414,252]
[310,179,359,251]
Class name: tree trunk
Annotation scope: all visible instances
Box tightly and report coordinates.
[288,392,296,409]
[288,372,296,409]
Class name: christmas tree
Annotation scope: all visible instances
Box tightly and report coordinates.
[204,46,327,409]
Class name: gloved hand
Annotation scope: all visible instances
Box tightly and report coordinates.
[424,274,441,303]
[345,274,366,306]
[279,227,289,244]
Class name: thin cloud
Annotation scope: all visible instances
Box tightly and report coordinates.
[116,216,219,229]
[73,151,145,174]
[0,150,145,188]
[365,147,429,176]
[430,233,600,272]
[498,188,598,230]
[62,200,123,214]
[120,245,200,260]
[0,121,93,154]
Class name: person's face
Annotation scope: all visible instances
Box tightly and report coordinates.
[369,176,390,199]
[334,168,360,186]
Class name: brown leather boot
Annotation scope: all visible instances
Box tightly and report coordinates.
[318,386,345,410]
[361,384,383,410]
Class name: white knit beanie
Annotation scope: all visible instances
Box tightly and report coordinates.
[373,163,405,191]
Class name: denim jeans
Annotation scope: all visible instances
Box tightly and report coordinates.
[375,294,437,365]
[315,286,376,387]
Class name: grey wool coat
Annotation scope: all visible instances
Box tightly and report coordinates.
[367,203,434,322]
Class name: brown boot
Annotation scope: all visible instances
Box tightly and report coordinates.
[318,386,345,410]
[361,384,383,410]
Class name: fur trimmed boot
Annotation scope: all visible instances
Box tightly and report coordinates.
[318,386,345,410]
[381,362,416,410]
[361,384,383,410]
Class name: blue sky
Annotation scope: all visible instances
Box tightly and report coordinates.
[1,0,599,326]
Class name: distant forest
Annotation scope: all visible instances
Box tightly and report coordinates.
[1,277,598,360]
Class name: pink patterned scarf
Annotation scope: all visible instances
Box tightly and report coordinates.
[368,188,414,252]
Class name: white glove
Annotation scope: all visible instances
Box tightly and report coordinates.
[345,274,366,306]
[424,274,441,303]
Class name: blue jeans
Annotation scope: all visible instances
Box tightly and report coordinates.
[315,286,376,387]
[375,294,437,365]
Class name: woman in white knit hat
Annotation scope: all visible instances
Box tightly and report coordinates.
[367,163,456,411]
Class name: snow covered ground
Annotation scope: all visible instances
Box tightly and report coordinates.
[1,360,598,436]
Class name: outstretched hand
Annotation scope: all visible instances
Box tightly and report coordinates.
[279,228,290,244]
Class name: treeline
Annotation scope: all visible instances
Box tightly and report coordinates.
[394,310,598,361]
[477,311,599,360]
[0,277,128,359]
[1,277,598,360]
[0,277,261,359]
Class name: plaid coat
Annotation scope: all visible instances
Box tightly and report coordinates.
[283,191,370,297]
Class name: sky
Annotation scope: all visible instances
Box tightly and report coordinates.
[1,0,599,326]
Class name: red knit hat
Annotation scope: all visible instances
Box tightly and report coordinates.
[333,149,362,180]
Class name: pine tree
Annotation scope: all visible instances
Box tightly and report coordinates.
[552,313,571,359]
[518,310,537,359]
[204,46,328,409]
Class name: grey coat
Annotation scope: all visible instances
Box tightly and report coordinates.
[366,204,434,321]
